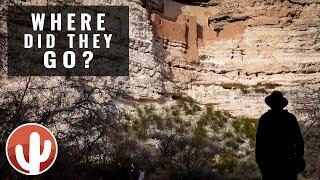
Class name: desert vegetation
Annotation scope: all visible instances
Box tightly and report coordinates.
[0,80,260,179]
[0,78,318,180]
[293,86,320,179]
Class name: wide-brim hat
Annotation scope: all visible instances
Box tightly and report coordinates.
[265,91,288,108]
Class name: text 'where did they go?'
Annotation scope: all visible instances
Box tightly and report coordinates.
[25,13,113,69]
[7,6,129,76]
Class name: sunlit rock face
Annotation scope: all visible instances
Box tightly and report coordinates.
[145,0,320,118]
[0,0,178,104]
[1,0,319,118]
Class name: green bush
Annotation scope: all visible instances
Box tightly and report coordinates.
[302,126,320,179]
[232,117,258,148]
[231,157,261,179]
[176,96,200,115]
[225,139,238,149]
[216,152,237,173]
[129,102,260,179]
[193,124,208,142]
[199,106,230,131]
[223,131,235,139]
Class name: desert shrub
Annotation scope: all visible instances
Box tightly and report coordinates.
[193,123,209,143]
[128,101,239,178]
[199,106,230,131]
[216,152,237,174]
[232,119,241,132]
[176,96,201,115]
[232,117,258,148]
[225,139,238,149]
[301,126,320,179]
[223,131,235,139]
[293,87,320,179]
[231,156,261,179]
[0,87,262,180]
[126,100,262,179]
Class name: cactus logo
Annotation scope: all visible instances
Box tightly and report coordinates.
[5,123,58,175]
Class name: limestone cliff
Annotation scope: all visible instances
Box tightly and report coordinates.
[1,1,319,178]
[0,0,178,104]
[145,0,320,118]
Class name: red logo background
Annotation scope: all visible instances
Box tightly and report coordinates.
[6,123,58,175]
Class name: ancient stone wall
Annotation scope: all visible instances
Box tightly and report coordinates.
[151,13,187,43]
[151,13,199,62]
[177,15,198,61]
[149,0,248,62]
[218,23,245,40]
[148,0,320,118]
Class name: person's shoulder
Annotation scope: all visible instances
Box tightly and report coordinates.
[283,110,298,121]
[260,110,272,118]
[283,110,295,117]
[259,111,272,122]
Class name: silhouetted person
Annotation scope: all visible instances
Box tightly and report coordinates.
[256,91,305,180]
[129,163,140,180]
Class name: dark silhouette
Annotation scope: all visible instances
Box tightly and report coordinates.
[256,91,305,180]
[129,163,140,180]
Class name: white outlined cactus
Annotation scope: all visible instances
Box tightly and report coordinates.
[15,132,52,175]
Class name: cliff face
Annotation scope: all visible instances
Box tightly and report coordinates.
[0,0,319,118]
[146,0,320,117]
[0,0,178,103]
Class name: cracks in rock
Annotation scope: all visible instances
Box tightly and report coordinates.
[208,14,250,30]
[211,15,251,24]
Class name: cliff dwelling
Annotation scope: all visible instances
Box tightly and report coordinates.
[151,14,198,62]
[147,0,245,63]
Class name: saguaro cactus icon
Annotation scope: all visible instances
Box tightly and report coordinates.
[15,132,52,175]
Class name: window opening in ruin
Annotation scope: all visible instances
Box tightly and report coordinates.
[214,27,223,37]
[185,26,189,49]
[172,95,182,100]
[197,24,203,40]
[200,3,208,7]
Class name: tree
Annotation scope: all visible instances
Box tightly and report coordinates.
[293,85,320,179]
[0,76,123,179]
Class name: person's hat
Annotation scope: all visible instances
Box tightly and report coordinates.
[265,91,288,109]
